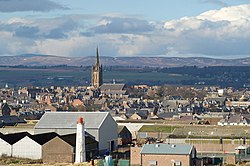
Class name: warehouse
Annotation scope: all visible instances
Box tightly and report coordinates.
[12,132,58,159]
[42,133,98,164]
[0,132,30,157]
[34,112,118,154]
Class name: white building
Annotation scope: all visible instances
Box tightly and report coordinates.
[0,132,30,157]
[218,115,250,126]
[34,112,118,154]
[0,137,11,156]
[12,133,57,159]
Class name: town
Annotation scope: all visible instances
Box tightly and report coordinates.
[0,49,250,166]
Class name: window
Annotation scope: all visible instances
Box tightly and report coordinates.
[149,160,157,166]
[171,160,181,166]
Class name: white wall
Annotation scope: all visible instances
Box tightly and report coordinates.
[0,138,11,156]
[99,114,118,152]
[12,136,42,159]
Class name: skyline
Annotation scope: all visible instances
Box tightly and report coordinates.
[0,0,250,58]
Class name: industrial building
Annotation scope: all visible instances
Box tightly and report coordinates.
[34,112,118,154]
[0,132,30,157]
[12,132,58,159]
[42,133,98,164]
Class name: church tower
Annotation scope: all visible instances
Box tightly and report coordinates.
[91,47,103,88]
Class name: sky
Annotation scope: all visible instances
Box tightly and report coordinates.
[0,0,250,58]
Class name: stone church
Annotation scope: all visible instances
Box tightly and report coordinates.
[91,47,103,88]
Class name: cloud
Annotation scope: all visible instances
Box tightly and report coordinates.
[162,5,250,57]
[0,0,68,12]
[14,26,40,38]
[91,17,154,34]
[200,0,228,7]
[0,5,250,58]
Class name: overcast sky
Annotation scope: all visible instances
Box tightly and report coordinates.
[0,0,250,58]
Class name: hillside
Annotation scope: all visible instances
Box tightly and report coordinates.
[0,54,250,67]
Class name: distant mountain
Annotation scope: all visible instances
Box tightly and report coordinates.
[0,54,250,67]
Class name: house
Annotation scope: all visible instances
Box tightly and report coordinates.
[44,105,57,112]
[0,132,30,157]
[118,126,132,146]
[42,133,98,164]
[130,112,148,120]
[99,83,126,98]
[218,115,250,126]
[12,132,58,159]
[72,99,84,107]
[0,103,11,116]
[157,112,178,120]
[34,112,118,154]
[162,99,189,112]
[131,143,196,166]
[0,115,26,127]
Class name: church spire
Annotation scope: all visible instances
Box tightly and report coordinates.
[96,47,99,66]
[91,47,103,88]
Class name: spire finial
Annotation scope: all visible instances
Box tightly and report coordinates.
[96,47,99,66]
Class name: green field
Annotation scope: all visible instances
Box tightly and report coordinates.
[103,71,193,82]
[139,125,178,133]
[0,67,198,87]
[138,124,250,139]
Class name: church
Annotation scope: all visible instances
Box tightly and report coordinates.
[91,48,126,99]
[91,47,103,88]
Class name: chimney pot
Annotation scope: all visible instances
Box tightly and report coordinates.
[78,117,83,124]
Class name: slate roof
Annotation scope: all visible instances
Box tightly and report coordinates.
[34,112,109,129]
[0,115,26,126]
[141,143,193,155]
[28,132,58,145]
[135,112,148,119]
[158,112,178,119]
[99,84,125,91]
[169,96,184,100]
[221,115,250,124]
[0,132,31,145]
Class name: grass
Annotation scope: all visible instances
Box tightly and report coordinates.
[0,156,42,165]
[139,125,178,133]
[0,67,198,87]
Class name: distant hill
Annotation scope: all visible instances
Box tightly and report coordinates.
[0,54,250,67]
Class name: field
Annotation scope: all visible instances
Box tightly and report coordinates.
[0,66,197,87]
[139,125,178,133]
[138,124,250,139]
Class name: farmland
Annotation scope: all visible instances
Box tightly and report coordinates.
[0,66,197,88]
[1,65,250,88]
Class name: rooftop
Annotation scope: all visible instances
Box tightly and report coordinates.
[141,143,193,155]
[34,112,110,129]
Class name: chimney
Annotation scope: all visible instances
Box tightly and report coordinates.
[75,117,86,163]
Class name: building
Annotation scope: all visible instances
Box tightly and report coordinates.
[218,114,250,126]
[42,133,98,164]
[34,112,117,154]
[0,115,26,127]
[12,132,58,159]
[131,143,196,166]
[0,102,11,116]
[91,47,103,88]
[99,83,126,98]
[118,126,132,146]
[0,132,30,157]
